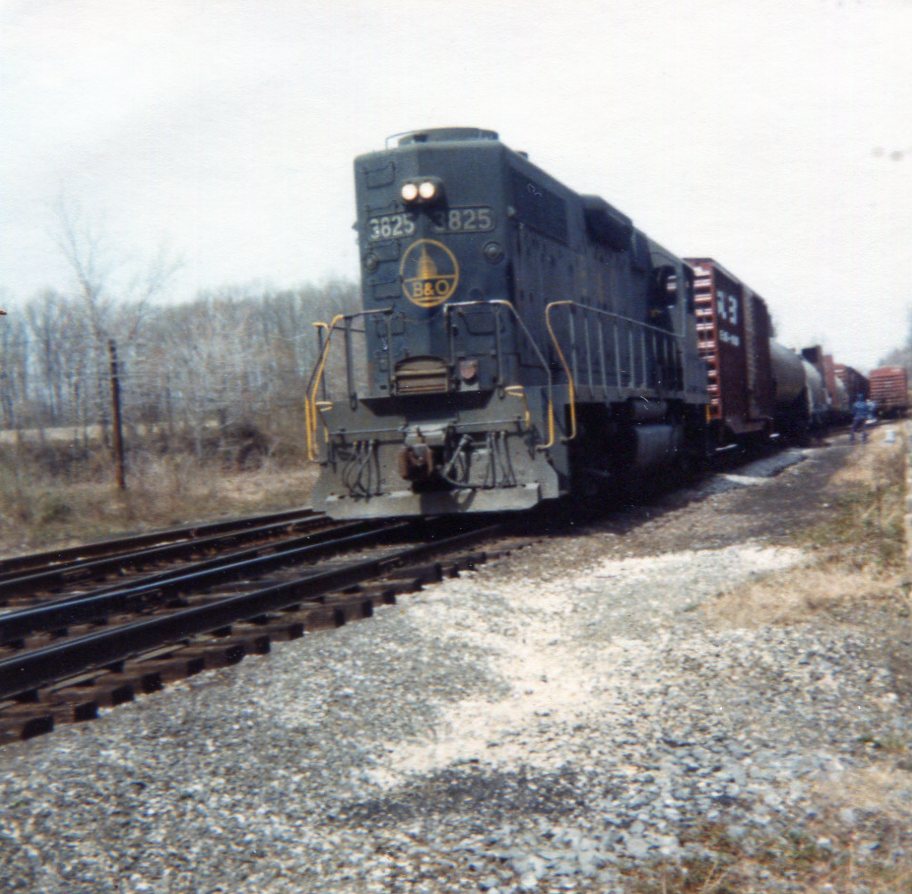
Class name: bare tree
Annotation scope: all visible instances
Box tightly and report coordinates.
[51,195,181,471]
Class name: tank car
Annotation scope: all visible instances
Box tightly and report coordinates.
[792,347,829,433]
[768,340,812,437]
[822,353,849,423]
[801,360,829,431]
[307,128,708,519]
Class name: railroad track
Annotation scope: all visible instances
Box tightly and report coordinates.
[0,512,514,744]
[0,507,332,604]
[0,438,812,747]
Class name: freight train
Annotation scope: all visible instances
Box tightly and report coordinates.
[305,128,865,520]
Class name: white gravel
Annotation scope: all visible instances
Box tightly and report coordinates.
[1,441,910,893]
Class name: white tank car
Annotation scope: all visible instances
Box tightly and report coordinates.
[769,339,810,435]
[801,360,829,429]
[769,340,805,406]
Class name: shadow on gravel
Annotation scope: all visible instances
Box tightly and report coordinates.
[333,765,594,826]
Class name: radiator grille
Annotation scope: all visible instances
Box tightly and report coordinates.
[394,357,450,395]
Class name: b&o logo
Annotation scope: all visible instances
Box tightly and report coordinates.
[400,239,460,308]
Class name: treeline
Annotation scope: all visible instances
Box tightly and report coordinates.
[0,280,358,463]
[878,343,912,376]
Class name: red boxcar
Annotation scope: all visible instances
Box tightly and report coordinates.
[686,258,774,442]
[868,366,909,417]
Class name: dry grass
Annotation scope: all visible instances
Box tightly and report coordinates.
[706,565,899,629]
[0,450,320,556]
[624,817,912,893]
[705,428,909,630]
[818,763,912,820]
[627,762,912,892]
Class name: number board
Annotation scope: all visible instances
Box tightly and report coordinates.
[429,207,493,235]
[367,213,416,241]
[366,207,494,242]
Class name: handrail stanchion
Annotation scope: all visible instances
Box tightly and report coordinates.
[614,322,621,388]
[628,328,635,388]
[493,304,504,386]
[544,301,577,443]
[584,310,594,391]
[305,313,345,460]
[640,329,647,388]
[384,311,394,395]
[344,317,356,407]
[314,322,329,402]
[568,307,579,388]
[445,304,456,372]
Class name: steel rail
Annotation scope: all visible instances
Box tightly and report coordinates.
[0,507,319,581]
[0,511,331,601]
[0,524,499,700]
[0,520,407,645]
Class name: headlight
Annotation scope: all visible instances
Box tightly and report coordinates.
[401,182,419,203]
[418,180,437,200]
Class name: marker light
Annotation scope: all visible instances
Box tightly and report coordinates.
[418,180,438,200]
[401,182,419,202]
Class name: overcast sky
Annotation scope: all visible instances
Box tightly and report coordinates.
[2,0,910,369]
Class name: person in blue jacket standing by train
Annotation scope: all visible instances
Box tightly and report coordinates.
[850,394,872,443]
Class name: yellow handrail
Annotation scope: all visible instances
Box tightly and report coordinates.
[305,315,344,461]
[544,300,578,443]
[305,302,565,459]
[305,322,329,458]
[504,385,532,429]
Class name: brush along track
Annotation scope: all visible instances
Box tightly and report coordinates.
[0,517,523,744]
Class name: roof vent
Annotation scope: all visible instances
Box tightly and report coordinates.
[394,128,498,147]
[580,195,633,251]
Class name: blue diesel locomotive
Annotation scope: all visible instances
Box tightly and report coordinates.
[306,128,710,518]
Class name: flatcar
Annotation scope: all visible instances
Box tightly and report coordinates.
[306,128,849,520]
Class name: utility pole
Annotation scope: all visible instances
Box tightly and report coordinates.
[108,338,126,490]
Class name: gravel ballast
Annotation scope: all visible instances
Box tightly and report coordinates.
[2,437,911,893]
